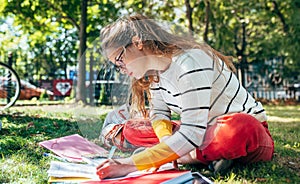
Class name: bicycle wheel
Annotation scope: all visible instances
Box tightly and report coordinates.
[0,62,21,110]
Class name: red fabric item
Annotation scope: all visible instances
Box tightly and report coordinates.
[82,170,190,184]
[196,113,274,164]
[123,119,159,147]
[123,119,181,147]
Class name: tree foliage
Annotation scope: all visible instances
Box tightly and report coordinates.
[0,0,299,102]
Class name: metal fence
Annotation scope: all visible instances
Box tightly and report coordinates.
[247,86,300,101]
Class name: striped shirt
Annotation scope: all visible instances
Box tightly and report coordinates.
[132,49,267,169]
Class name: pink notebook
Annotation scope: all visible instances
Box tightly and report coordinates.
[39,134,108,162]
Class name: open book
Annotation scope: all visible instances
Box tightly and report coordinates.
[47,161,100,180]
[47,160,179,183]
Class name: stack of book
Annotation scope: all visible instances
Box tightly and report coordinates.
[47,161,100,183]
[39,134,214,184]
[39,134,108,183]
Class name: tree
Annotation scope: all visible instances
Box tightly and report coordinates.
[77,0,88,103]
[268,0,300,79]
[1,0,299,103]
[1,0,121,104]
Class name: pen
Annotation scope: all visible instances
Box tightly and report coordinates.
[107,146,122,165]
[43,153,68,162]
[108,146,117,159]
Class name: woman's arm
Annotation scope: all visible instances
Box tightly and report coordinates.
[96,157,137,179]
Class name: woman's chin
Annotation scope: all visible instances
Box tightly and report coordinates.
[132,70,158,79]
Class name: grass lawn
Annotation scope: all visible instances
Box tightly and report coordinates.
[0,104,299,183]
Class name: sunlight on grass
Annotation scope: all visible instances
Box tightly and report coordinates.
[265,105,300,119]
[267,116,300,123]
[0,155,49,183]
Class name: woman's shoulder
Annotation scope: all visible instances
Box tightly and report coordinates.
[172,49,213,68]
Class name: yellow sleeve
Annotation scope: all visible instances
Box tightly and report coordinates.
[152,119,173,140]
[132,142,179,170]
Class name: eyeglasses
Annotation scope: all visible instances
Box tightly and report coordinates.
[114,48,126,73]
[114,44,131,73]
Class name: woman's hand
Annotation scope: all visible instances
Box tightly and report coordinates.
[96,158,137,179]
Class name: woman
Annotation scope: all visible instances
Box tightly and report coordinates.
[96,14,274,179]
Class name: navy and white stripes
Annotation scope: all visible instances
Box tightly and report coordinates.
[149,49,267,156]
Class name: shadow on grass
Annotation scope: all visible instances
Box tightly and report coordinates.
[0,113,80,157]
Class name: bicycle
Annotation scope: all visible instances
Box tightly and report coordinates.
[0,62,21,110]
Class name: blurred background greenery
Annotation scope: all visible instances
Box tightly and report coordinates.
[0,0,299,105]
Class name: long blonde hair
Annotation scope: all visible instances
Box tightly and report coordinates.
[100,14,235,118]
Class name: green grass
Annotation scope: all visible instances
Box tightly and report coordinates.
[0,105,299,183]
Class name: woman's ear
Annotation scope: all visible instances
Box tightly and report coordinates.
[132,36,143,50]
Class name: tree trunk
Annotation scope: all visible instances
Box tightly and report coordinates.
[234,21,247,87]
[89,53,94,105]
[271,1,288,33]
[240,21,247,87]
[184,0,194,36]
[76,0,88,104]
[203,0,210,43]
